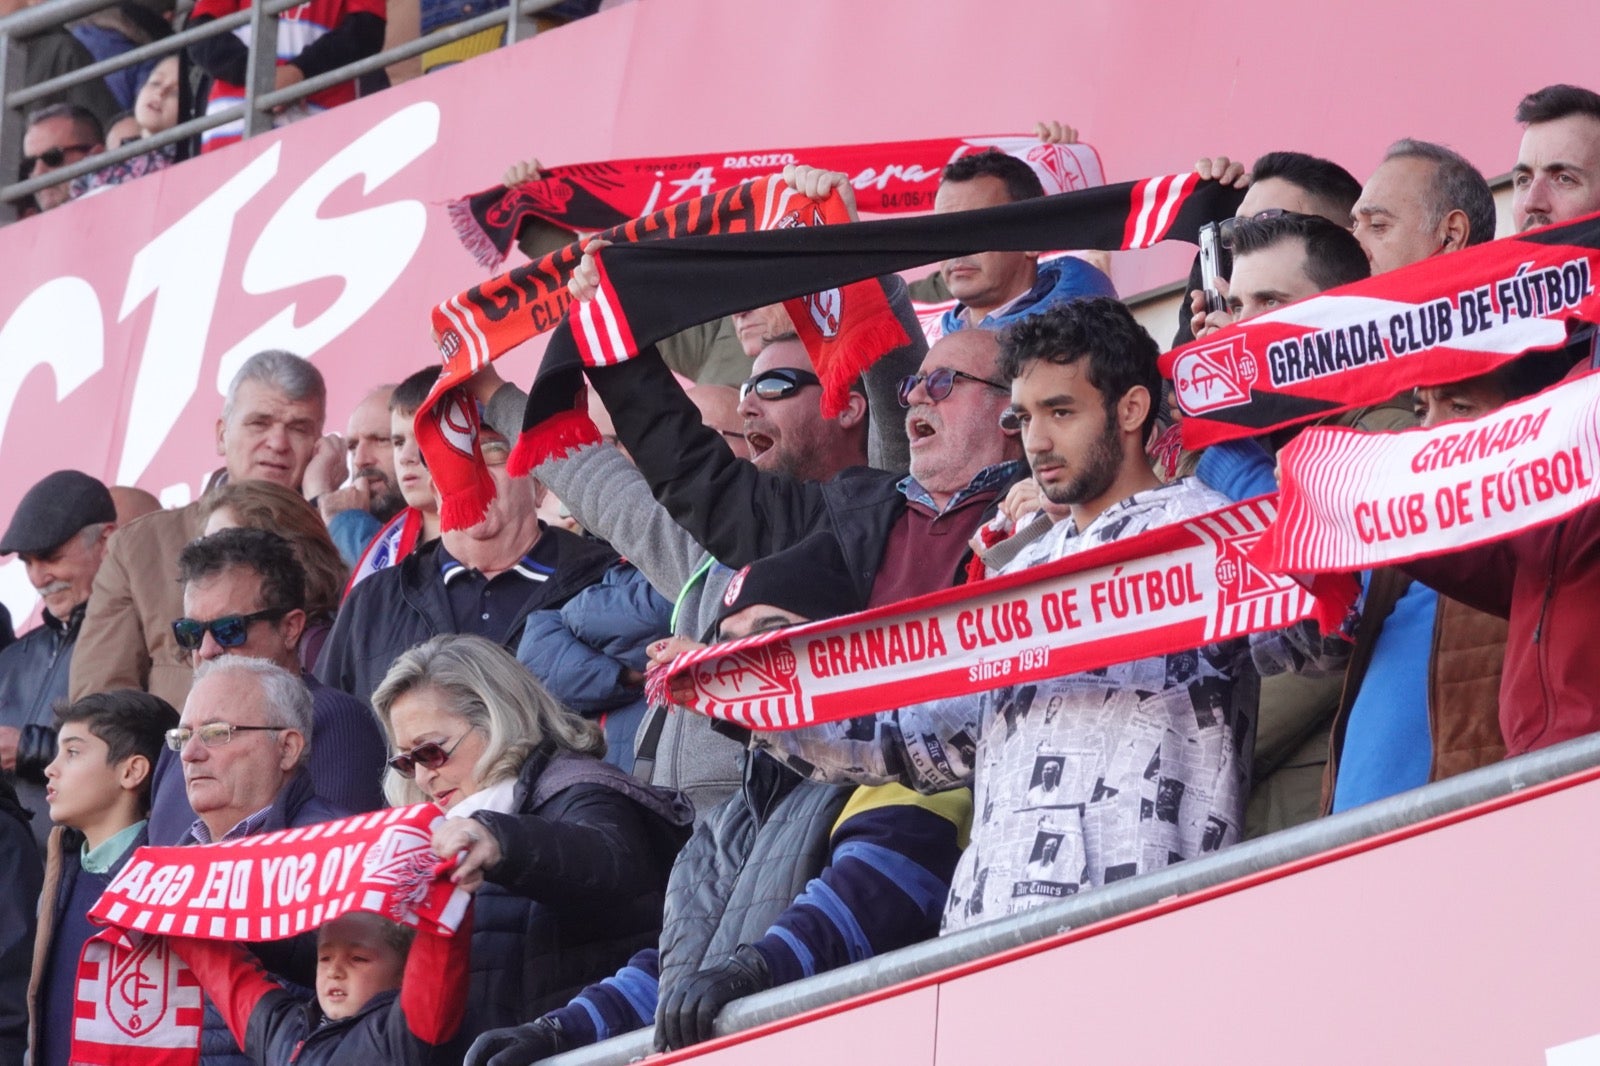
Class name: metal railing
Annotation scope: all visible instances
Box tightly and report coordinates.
[0,0,566,220]
[539,731,1600,1064]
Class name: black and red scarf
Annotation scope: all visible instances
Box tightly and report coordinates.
[446,135,1106,268]
[495,174,1242,482]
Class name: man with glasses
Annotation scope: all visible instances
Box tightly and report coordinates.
[461,317,917,821]
[319,415,621,704]
[0,471,118,853]
[167,655,346,1066]
[20,104,105,212]
[748,299,1262,932]
[145,527,385,844]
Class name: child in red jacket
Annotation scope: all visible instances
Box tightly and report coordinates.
[174,906,473,1066]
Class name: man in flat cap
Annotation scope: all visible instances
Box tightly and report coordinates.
[0,470,117,852]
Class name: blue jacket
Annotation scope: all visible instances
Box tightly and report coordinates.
[517,565,671,773]
[939,257,1117,335]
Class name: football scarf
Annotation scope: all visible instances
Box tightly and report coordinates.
[500,174,1244,480]
[344,506,424,598]
[69,804,468,1066]
[447,135,1105,268]
[428,175,906,527]
[645,497,1357,728]
[1160,212,1600,451]
[1258,368,1600,573]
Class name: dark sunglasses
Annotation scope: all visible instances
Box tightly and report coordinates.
[739,368,820,403]
[897,367,1008,408]
[387,732,472,778]
[171,608,288,651]
[24,144,96,170]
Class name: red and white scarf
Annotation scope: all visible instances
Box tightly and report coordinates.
[1259,368,1600,572]
[70,805,467,1066]
[1160,212,1600,450]
[647,498,1357,728]
[344,506,425,598]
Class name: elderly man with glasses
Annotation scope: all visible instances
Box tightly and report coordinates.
[165,655,349,1066]
[144,527,385,846]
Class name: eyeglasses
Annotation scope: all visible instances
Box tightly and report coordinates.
[387,732,472,778]
[739,368,820,403]
[171,609,288,651]
[23,144,96,170]
[165,722,283,752]
[1217,208,1295,250]
[897,367,1008,408]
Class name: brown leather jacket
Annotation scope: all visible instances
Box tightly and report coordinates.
[1321,569,1507,813]
[68,500,206,709]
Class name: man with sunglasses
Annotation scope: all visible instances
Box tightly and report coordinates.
[20,104,106,212]
[145,528,385,845]
[72,350,328,711]
[167,655,348,1066]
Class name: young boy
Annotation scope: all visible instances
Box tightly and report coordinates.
[29,689,178,1066]
[173,903,474,1065]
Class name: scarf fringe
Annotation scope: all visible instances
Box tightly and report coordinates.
[447,195,509,271]
[437,477,495,532]
[816,316,912,418]
[508,410,603,478]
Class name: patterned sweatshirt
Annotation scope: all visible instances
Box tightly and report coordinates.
[757,478,1261,933]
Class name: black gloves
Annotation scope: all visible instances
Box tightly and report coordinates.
[466,1016,571,1066]
[14,724,57,785]
[656,943,772,1052]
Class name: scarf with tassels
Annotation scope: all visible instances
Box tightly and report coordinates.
[426,176,905,528]
[446,136,1105,268]
[495,174,1241,487]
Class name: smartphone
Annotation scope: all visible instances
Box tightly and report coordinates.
[1199,222,1226,314]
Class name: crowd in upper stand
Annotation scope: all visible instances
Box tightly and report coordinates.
[3,77,1599,1066]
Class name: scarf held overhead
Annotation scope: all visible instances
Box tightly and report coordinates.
[447,135,1105,268]
[504,173,1243,481]
[645,497,1356,729]
[1160,212,1600,451]
[1258,368,1600,573]
[426,176,902,529]
[69,804,468,1066]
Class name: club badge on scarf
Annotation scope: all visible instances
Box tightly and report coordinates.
[1257,368,1600,573]
[646,498,1357,728]
[345,506,424,598]
[70,805,468,1066]
[571,178,906,418]
[447,135,1105,268]
[1160,212,1600,451]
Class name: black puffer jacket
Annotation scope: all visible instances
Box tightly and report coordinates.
[462,748,693,1040]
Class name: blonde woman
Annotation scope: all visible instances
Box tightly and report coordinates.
[371,634,692,1039]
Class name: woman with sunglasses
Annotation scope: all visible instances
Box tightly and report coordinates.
[370,634,693,1041]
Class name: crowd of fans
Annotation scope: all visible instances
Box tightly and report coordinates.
[7,0,617,215]
[2,65,1599,1066]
